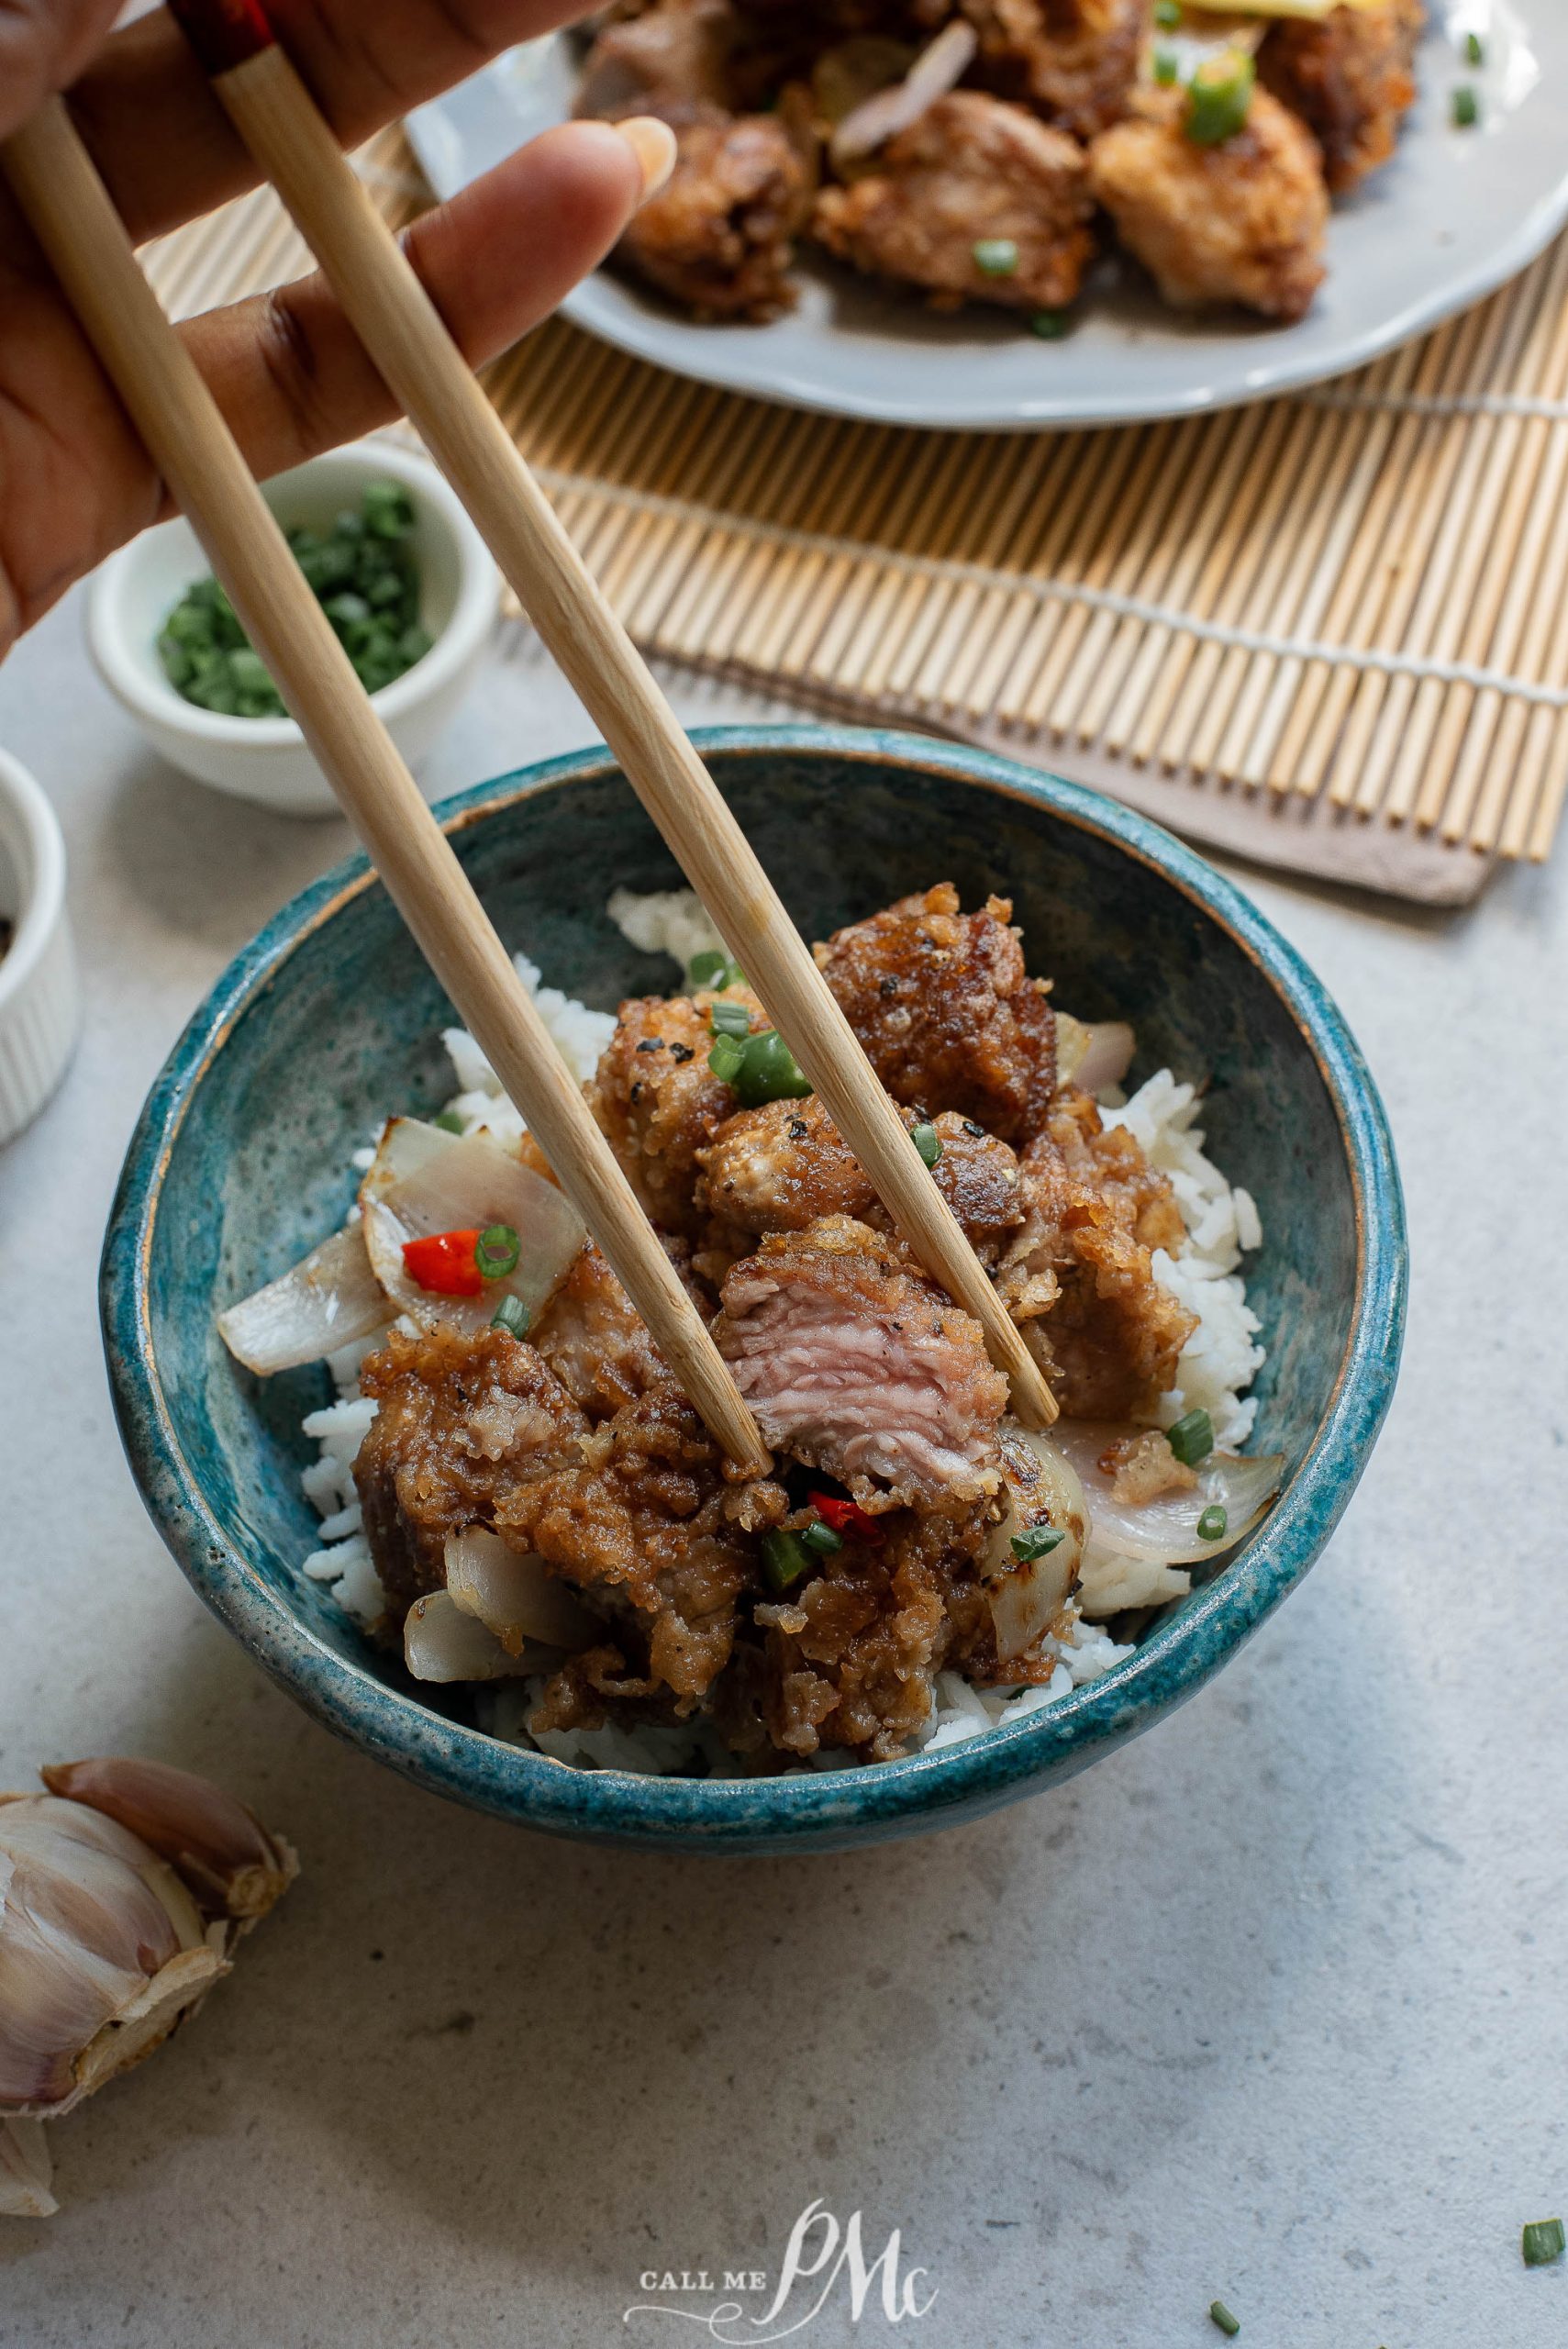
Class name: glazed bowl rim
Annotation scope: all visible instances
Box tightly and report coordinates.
[102,725,1407,1845]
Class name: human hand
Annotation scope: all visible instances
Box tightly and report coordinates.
[0,1,673,656]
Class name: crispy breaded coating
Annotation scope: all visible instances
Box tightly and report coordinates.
[814,882,1057,1141]
[615,101,816,321]
[695,1094,1024,1264]
[353,1327,589,1613]
[960,0,1146,140]
[1259,0,1423,195]
[533,1239,710,1420]
[813,90,1095,311]
[1087,82,1329,322]
[996,1086,1197,1419]
[588,985,764,1237]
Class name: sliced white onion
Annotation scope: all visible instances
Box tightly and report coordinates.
[1050,1420,1284,1565]
[443,1530,595,1654]
[360,1118,584,1338]
[831,18,976,168]
[983,1426,1087,1663]
[1056,1014,1137,1097]
[217,1224,389,1376]
[1076,1539,1192,1620]
[402,1591,531,1685]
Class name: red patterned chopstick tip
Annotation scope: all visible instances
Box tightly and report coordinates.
[168,0,275,74]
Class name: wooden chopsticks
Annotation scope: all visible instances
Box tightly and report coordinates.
[170,5,1058,1431]
[0,95,770,1475]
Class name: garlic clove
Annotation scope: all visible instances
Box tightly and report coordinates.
[0,2119,56,2220]
[40,1759,297,1925]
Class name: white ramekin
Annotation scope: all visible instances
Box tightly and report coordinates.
[84,440,500,818]
[0,749,81,1146]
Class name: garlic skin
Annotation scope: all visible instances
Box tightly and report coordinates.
[0,1761,296,2213]
[41,1758,297,1924]
[0,2118,55,2220]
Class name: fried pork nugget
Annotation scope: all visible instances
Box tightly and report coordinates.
[1259,0,1424,194]
[1087,83,1328,323]
[814,90,1095,311]
[960,0,1146,141]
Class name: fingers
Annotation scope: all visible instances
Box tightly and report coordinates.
[179,119,658,482]
[0,0,122,140]
[68,1,605,244]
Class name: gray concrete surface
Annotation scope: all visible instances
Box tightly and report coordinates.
[2,588,1563,2349]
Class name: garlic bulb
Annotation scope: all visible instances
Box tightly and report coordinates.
[0,1759,296,2218]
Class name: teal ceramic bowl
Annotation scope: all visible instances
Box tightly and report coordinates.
[103,728,1406,1854]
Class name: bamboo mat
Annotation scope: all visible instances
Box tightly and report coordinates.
[137,126,1568,905]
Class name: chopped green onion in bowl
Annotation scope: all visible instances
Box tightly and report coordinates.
[1197,1503,1229,1542]
[156,482,431,718]
[1167,1407,1215,1466]
[1029,309,1070,340]
[689,950,744,991]
[761,1528,814,1592]
[911,1120,942,1167]
[709,999,753,1038]
[474,1222,521,1282]
[490,1294,529,1338]
[1452,84,1480,128]
[732,1030,812,1108]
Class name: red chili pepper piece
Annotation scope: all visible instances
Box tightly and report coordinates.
[807,1491,884,1546]
[401,1228,484,1297]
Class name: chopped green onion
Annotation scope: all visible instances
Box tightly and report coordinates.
[474,1221,521,1281]
[432,1109,465,1134]
[761,1528,814,1592]
[1184,49,1254,146]
[1153,44,1179,84]
[1451,83,1479,128]
[911,1121,942,1168]
[688,949,741,990]
[1029,308,1069,340]
[1464,30,1485,66]
[1522,2219,1566,2267]
[490,1294,529,1338]
[1167,1407,1215,1467]
[1209,2304,1240,2339]
[708,1035,749,1085]
[733,1030,812,1108]
[800,1517,844,1557]
[1010,1525,1066,1564]
[973,238,1019,278]
[1197,1504,1229,1543]
[710,999,753,1038]
[1154,0,1181,21]
[158,482,428,715]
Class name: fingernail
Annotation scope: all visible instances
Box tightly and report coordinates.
[614,115,678,204]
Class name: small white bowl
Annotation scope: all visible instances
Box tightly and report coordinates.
[85,440,500,818]
[0,748,81,1146]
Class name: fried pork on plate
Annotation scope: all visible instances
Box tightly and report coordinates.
[1258,0,1424,195]
[814,88,1095,311]
[1087,82,1329,322]
[575,0,738,115]
[615,101,817,320]
[959,0,1146,140]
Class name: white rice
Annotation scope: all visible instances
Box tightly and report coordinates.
[296,891,1266,1772]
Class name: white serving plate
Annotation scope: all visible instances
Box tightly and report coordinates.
[407,2,1568,431]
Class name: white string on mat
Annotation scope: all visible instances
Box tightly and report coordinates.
[1307,384,1568,424]
[530,465,1568,715]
